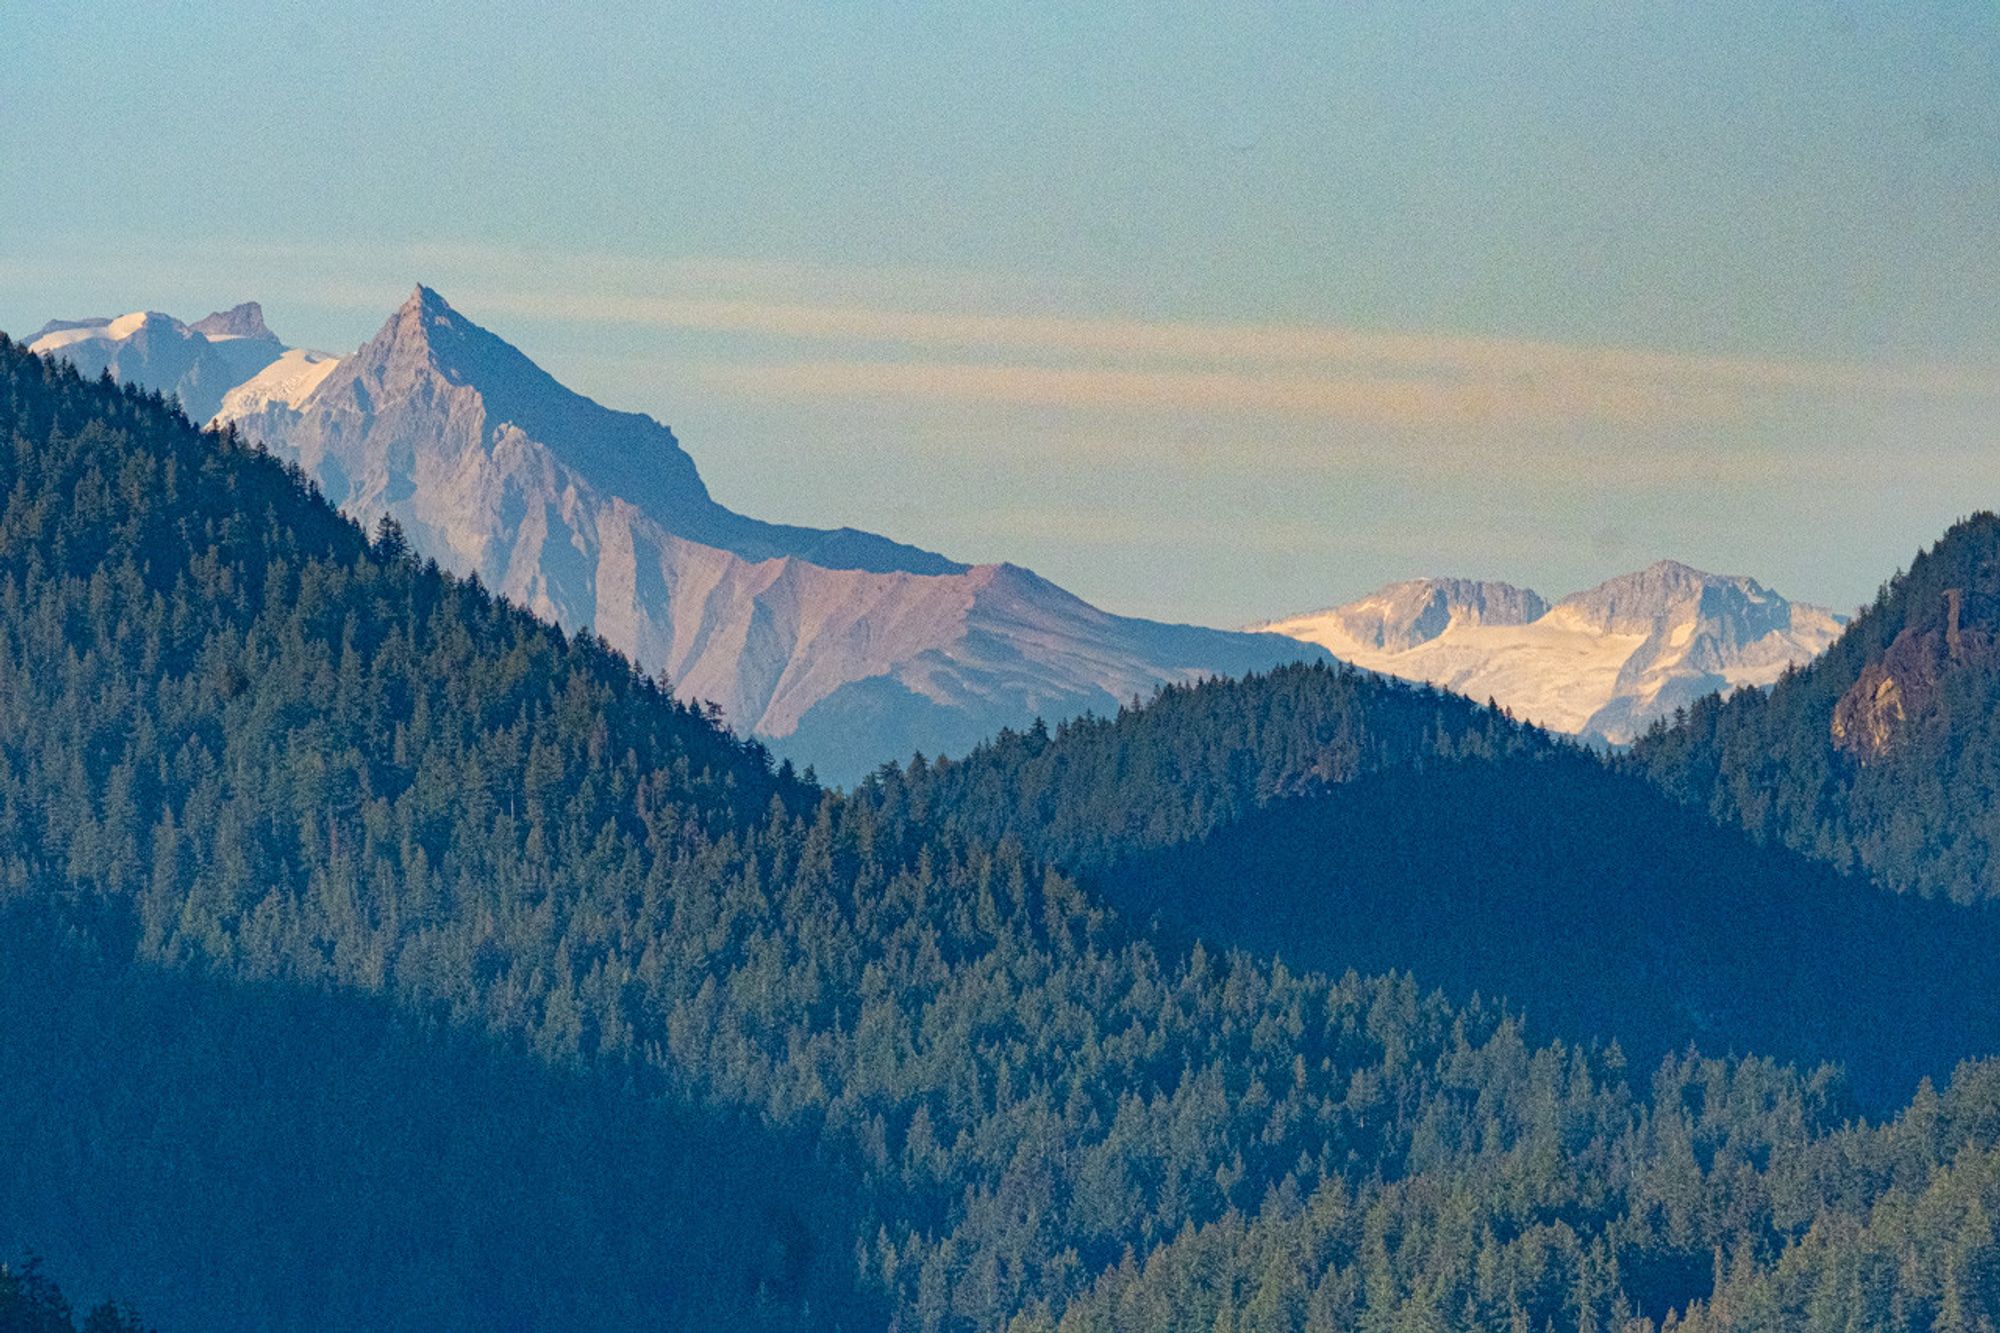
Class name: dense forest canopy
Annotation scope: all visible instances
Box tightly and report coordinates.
[854,662,1558,873]
[4,339,2000,1330]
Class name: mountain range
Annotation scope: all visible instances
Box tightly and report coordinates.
[27,303,299,425]
[30,288,1327,783]
[8,330,2000,1330]
[24,290,1852,772]
[1255,564,1846,743]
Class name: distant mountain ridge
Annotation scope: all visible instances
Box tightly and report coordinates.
[25,287,1326,781]
[1297,577,1549,652]
[1256,562,1844,743]
[27,303,295,424]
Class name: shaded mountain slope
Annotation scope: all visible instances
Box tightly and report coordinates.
[866,662,2000,1107]
[1631,513,2000,902]
[0,905,877,1332]
[1103,753,2000,1108]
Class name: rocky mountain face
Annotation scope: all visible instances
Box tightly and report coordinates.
[1831,586,1998,763]
[230,287,960,578]
[189,300,277,340]
[1256,562,1844,743]
[1310,578,1549,653]
[27,304,292,424]
[58,284,1328,782]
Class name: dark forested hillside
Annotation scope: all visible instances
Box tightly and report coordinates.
[7,336,2000,1331]
[0,905,874,1330]
[1632,513,2000,902]
[0,1253,148,1332]
[865,665,2000,1106]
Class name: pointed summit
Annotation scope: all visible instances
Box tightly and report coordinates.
[336,284,717,516]
[369,284,482,367]
[239,286,964,579]
[391,284,460,333]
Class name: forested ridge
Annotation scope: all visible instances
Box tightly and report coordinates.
[6,337,2000,1330]
[862,667,2000,1107]
[1631,512,2000,903]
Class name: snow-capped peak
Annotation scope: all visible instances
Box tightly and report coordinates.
[212,347,341,424]
[105,310,163,340]
[25,302,294,426]
[1257,565,1846,743]
[1256,577,1547,654]
[28,311,167,352]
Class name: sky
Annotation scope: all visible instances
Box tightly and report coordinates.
[3,1,1997,627]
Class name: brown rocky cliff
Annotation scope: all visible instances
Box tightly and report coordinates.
[1832,588,1990,762]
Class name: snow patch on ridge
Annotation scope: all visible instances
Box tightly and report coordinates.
[213,347,341,424]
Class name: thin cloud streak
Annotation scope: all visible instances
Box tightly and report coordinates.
[459,287,2000,429]
[11,236,1996,432]
[695,357,1724,426]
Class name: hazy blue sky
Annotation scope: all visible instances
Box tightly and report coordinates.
[4,1,1997,625]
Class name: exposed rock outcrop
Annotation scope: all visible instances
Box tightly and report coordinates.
[1833,588,1993,762]
[1300,578,1548,653]
[189,301,277,341]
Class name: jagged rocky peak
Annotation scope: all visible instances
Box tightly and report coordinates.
[348,284,656,432]
[1553,560,1717,631]
[293,284,966,578]
[189,301,277,341]
[1328,577,1548,652]
[381,285,470,359]
[307,282,718,518]
[349,285,498,377]
[1553,559,1826,652]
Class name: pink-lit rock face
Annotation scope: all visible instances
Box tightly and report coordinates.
[214,286,1325,781]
